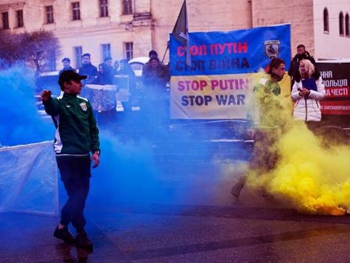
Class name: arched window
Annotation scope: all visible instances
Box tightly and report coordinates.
[339,12,344,35]
[346,13,350,37]
[323,8,329,33]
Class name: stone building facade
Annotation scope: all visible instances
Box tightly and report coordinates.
[251,0,350,60]
[0,0,349,70]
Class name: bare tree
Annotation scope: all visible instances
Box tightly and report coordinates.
[0,30,61,72]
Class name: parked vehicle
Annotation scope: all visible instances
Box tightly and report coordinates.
[128,56,149,77]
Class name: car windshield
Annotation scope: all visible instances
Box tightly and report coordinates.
[129,63,143,72]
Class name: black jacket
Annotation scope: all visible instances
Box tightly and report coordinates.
[288,51,316,79]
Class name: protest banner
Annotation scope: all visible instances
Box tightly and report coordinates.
[318,62,350,116]
[169,24,291,119]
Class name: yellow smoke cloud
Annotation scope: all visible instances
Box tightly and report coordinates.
[244,73,350,216]
[269,124,350,215]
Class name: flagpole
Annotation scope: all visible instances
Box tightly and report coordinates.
[161,42,169,65]
[171,0,191,66]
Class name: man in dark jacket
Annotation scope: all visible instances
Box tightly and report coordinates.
[58,57,76,76]
[288,44,316,86]
[41,70,100,250]
[78,53,98,84]
[143,50,160,73]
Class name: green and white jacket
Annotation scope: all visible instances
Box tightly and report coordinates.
[248,77,282,128]
[43,93,100,156]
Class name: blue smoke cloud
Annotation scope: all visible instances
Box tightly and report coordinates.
[89,130,169,204]
[0,67,251,212]
[0,67,53,146]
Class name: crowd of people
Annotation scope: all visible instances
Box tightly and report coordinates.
[56,45,321,128]
[42,44,326,250]
[57,50,170,116]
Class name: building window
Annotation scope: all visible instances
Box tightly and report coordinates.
[45,49,57,71]
[2,12,9,29]
[346,13,350,37]
[323,8,329,33]
[101,44,111,60]
[339,12,344,36]
[74,46,82,68]
[16,10,24,28]
[124,42,133,60]
[72,2,81,21]
[45,5,54,24]
[99,0,109,17]
[122,0,133,15]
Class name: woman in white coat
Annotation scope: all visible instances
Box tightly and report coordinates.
[291,59,325,130]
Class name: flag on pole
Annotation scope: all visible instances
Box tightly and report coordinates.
[172,0,191,66]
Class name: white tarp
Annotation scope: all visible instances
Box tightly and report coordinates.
[0,141,58,216]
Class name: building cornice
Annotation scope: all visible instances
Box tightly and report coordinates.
[53,23,146,38]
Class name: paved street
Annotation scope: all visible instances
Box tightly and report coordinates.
[2,158,350,263]
[2,197,350,263]
[2,116,350,263]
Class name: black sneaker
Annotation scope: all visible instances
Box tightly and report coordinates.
[76,232,93,250]
[53,226,76,244]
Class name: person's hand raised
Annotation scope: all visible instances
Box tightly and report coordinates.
[41,90,52,102]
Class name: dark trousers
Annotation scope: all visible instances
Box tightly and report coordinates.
[250,129,279,171]
[231,128,279,198]
[56,155,91,232]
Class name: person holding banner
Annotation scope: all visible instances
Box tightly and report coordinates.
[291,59,325,131]
[41,70,100,250]
[231,58,287,199]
